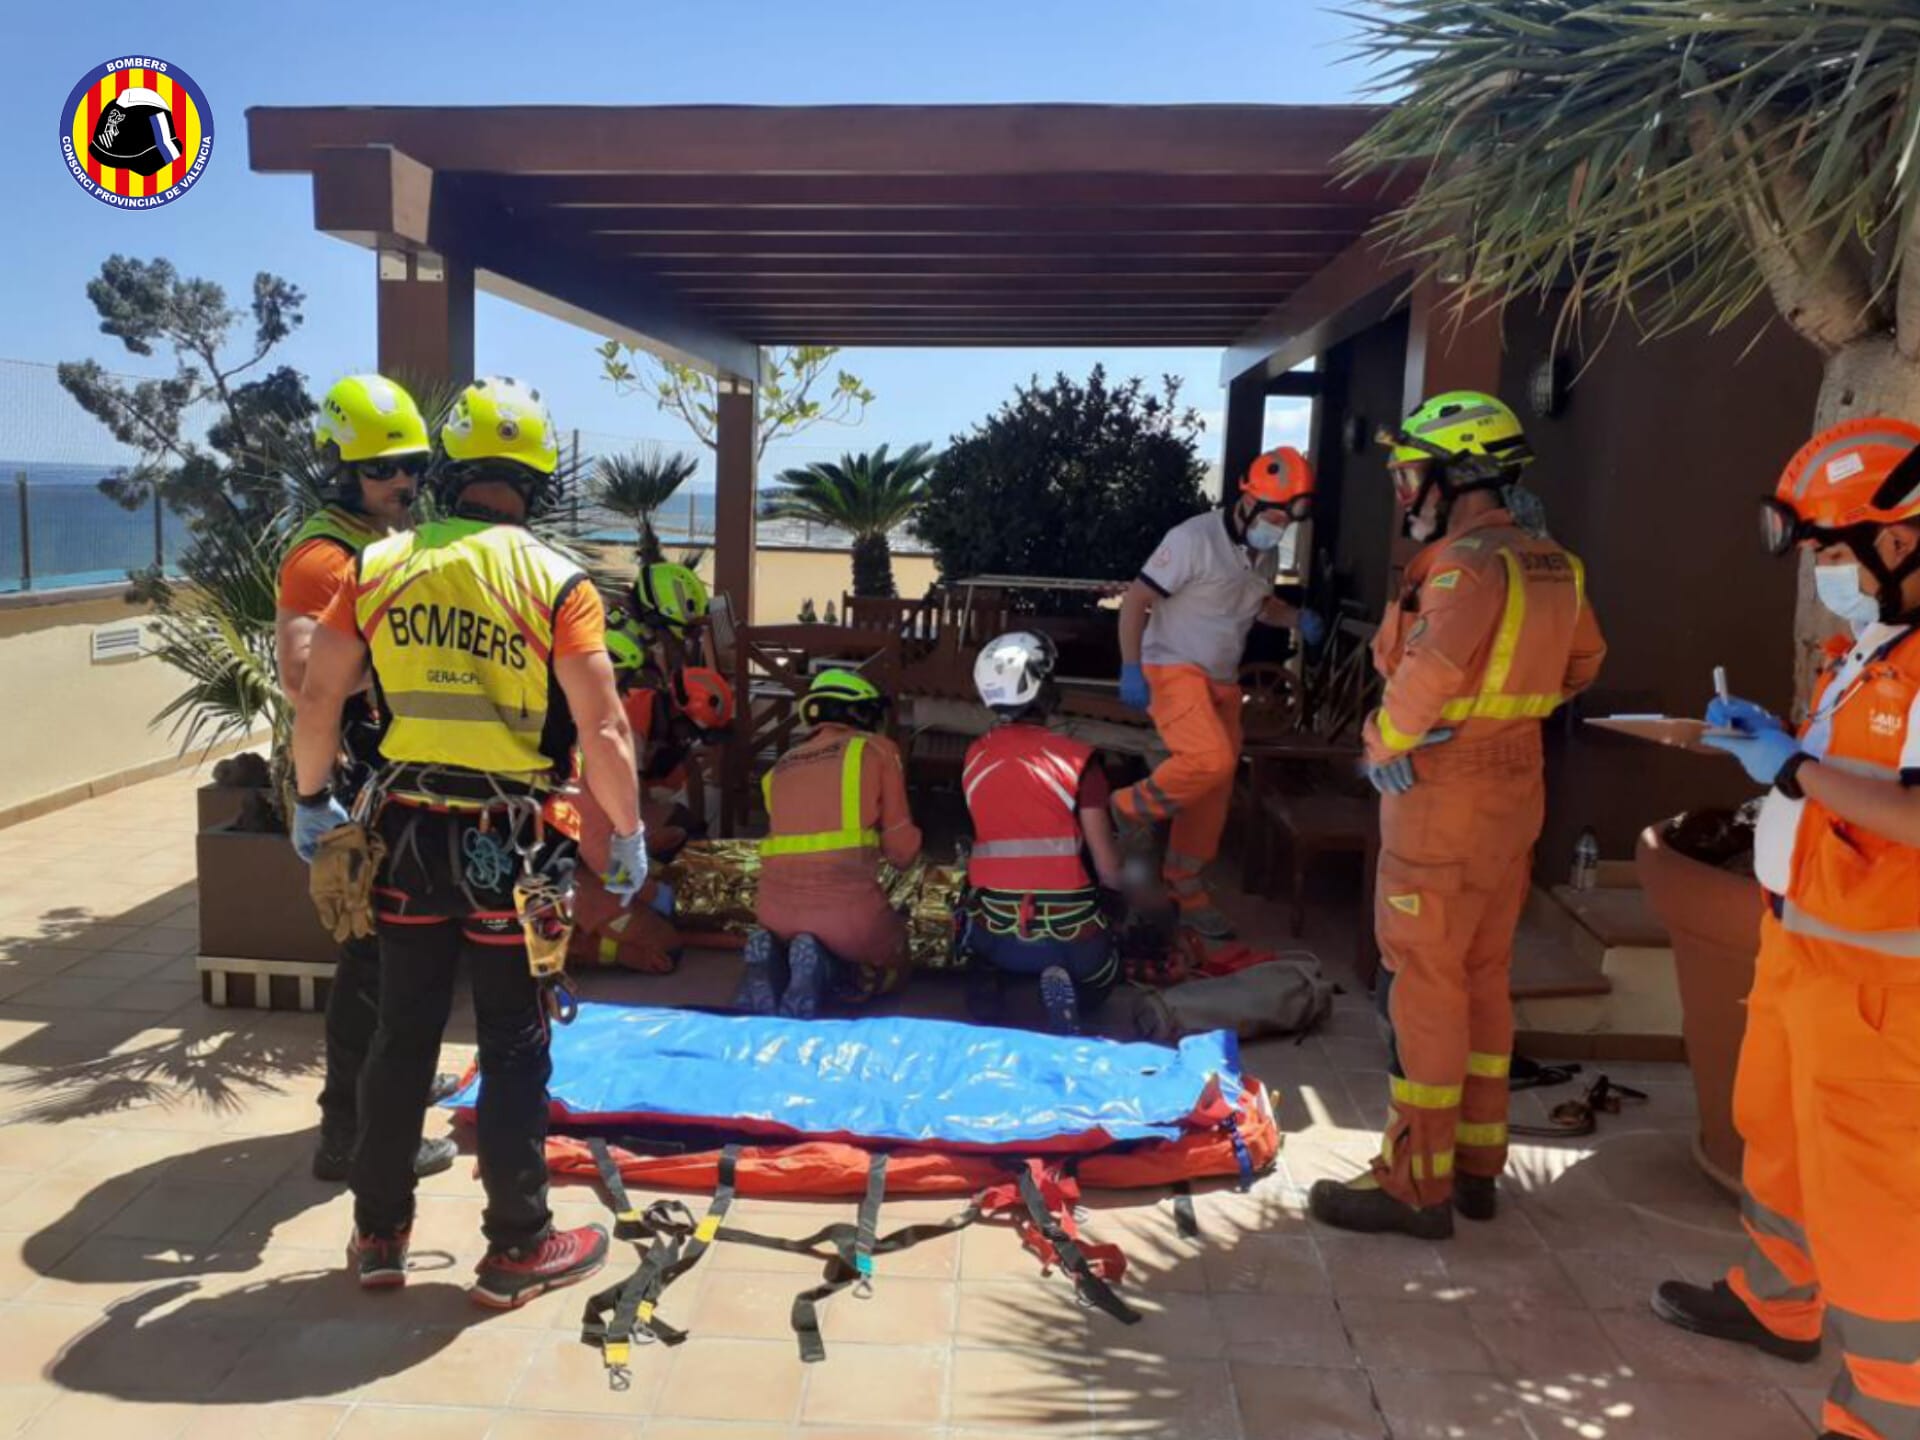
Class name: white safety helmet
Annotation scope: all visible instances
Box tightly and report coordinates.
[974,630,1059,714]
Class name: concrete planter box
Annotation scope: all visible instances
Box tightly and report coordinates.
[1636,816,1761,1196]
[196,788,337,1007]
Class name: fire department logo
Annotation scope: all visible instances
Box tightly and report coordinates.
[58,57,213,209]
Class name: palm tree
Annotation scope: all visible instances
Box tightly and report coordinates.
[762,443,936,598]
[1347,3,1920,694]
[592,448,700,564]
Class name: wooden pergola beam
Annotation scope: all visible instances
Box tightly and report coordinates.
[251,104,1385,177]
[492,172,1408,209]
[1220,232,1417,385]
[306,146,758,379]
[668,274,1308,295]
[578,207,1383,237]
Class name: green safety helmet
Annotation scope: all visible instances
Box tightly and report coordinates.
[632,562,711,634]
[801,667,888,731]
[314,374,431,508]
[1384,391,1533,475]
[605,628,647,678]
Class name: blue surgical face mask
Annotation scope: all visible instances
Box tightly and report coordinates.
[1815,562,1881,631]
[1246,519,1286,552]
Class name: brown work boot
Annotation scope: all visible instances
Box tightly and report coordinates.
[1454,1173,1499,1222]
[1650,1280,1821,1363]
[1308,1173,1453,1241]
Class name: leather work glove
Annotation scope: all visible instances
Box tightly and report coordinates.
[1702,726,1803,787]
[309,824,388,943]
[1365,728,1454,797]
[605,829,650,903]
[1119,662,1152,712]
[1706,695,1785,737]
[292,795,351,863]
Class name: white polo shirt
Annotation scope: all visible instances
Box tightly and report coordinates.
[1754,621,1920,894]
[1139,511,1277,682]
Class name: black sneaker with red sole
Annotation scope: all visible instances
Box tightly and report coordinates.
[470,1223,610,1311]
[349,1227,410,1289]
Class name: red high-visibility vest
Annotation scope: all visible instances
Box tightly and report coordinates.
[963,724,1094,892]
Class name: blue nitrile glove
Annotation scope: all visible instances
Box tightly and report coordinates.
[1702,726,1803,787]
[1119,662,1151,712]
[1706,695,1785,737]
[1298,609,1328,648]
[1363,728,1454,797]
[647,880,676,919]
[605,830,650,903]
[291,795,351,863]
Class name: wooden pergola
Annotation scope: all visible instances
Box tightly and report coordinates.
[247,103,1454,620]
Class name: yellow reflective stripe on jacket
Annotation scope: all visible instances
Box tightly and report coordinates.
[1435,547,1569,725]
[1390,1076,1463,1110]
[1466,1051,1511,1079]
[760,735,882,858]
[1376,706,1428,753]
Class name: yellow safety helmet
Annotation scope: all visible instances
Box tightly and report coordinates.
[314,375,431,465]
[1385,391,1532,474]
[439,376,560,476]
[605,628,647,678]
[801,668,887,731]
[632,562,711,633]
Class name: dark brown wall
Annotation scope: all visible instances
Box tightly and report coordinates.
[1500,310,1821,870]
[1314,304,1822,874]
[1313,309,1410,618]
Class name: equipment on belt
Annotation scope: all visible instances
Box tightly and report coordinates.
[309,821,389,943]
[1378,391,1533,539]
[514,871,579,1026]
[442,1002,1276,1379]
[1759,416,1920,624]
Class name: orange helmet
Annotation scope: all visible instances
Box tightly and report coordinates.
[669,666,736,733]
[1240,446,1315,520]
[1762,417,1920,556]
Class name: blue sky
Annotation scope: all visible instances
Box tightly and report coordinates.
[3,2,1368,478]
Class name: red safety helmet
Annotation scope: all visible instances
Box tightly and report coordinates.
[1240,446,1315,522]
[669,666,736,732]
[1762,417,1920,556]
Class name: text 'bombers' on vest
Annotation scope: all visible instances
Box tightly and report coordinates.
[386,603,529,670]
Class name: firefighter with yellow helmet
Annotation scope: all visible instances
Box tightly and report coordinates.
[292,376,645,1308]
[1309,391,1606,1241]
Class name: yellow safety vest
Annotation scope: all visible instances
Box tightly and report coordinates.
[760,735,882,857]
[1432,547,1587,725]
[355,518,584,778]
[287,505,382,563]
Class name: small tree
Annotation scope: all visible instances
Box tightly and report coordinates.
[916,367,1208,601]
[592,448,700,564]
[596,342,874,462]
[1346,3,1920,691]
[763,443,937,598]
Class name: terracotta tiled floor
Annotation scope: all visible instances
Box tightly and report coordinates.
[0,769,1819,1438]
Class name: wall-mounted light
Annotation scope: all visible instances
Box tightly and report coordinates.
[1529,352,1570,419]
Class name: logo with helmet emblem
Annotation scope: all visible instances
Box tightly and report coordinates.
[59,57,213,209]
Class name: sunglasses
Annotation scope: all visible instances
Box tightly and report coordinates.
[358,457,429,482]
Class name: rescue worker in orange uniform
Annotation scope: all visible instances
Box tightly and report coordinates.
[277,375,458,1183]
[559,646,735,974]
[1309,391,1605,1241]
[1652,418,1920,1440]
[740,669,922,1018]
[294,376,645,1308]
[1112,448,1322,939]
[962,631,1126,1034]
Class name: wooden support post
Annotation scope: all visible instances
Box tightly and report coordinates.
[1220,371,1267,503]
[714,377,757,624]
[377,248,474,389]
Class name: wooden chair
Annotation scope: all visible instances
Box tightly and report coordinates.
[1253,788,1380,980]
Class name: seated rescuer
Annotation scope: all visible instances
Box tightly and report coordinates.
[1308,390,1605,1242]
[740,669,923,1019]
[276,374,458,1183]
[556,646,736,973]
[292,376,648,1308]
[961,631,1125,1035]
[621,560,711,676]
[1111,447,1323,941]
[1650,418,1920,1440]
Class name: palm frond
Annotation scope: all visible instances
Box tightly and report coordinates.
[760,442,937,535]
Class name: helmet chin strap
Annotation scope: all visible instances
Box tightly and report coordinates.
[1401,459,1513,540]
[1849,532,1920,625]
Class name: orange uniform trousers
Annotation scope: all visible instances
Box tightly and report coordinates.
[1730,912,1920,1440]
[1372,731,1542,1207]
[1112,664,1244,915]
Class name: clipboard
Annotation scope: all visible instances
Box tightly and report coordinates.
[1585,716,1736,755]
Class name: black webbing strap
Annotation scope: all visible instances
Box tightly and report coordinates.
[1015,1166,1140,1327]
[790,1151,890,1363]
[1171,1181,1200,1240]
[581,1142,740,1387]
